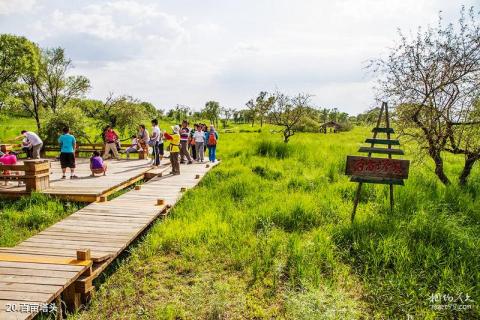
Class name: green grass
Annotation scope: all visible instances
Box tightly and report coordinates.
[64,127,479,319]
[1,115,478,318]
[0,193,82,247]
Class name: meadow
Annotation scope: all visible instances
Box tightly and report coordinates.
[1,117,479,319]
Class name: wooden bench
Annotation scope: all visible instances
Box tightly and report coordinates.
[0,160,50,192]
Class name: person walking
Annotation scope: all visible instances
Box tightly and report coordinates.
[20,130,43,159]
[164,125,181,175]
[150,119,163,166]
[193,124,205,162]
[58,127,78,179]
[103,126,120,160]
[206,125,219,163]
[179,120,193,164]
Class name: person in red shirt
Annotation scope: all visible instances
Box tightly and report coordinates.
[103,126,120,160]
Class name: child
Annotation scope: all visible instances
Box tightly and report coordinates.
[90,151,107,176]
[125,135,142,159]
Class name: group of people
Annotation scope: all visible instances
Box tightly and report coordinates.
[0,120,219,180]
[135,119,219,175]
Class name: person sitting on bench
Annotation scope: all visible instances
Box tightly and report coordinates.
[125,135,142,159]
[90,151,107,176]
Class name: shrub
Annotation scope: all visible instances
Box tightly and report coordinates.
[40,107,89,144]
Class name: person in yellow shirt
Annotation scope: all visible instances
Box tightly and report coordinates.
[163,125,181,175]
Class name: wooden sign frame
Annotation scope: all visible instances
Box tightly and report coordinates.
[346,102,410,222]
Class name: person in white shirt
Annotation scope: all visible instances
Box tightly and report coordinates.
[19,130,43,159]
[149,119,163,166]
[125,136,143,159]
[193,125,205,162]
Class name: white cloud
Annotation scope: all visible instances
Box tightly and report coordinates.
[0,0,36,15]
[3,0,477,114]
[37,1,187,45]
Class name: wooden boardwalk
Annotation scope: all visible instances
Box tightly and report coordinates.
[0,159,161,202]
[0,161,218,319]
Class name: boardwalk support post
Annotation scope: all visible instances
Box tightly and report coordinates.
[23,160,50,192]
[63,249,93,313]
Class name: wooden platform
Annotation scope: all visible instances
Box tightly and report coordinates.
[0,161,218,319]
[0,158,170,202]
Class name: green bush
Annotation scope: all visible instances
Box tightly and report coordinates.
[40,106,89,144]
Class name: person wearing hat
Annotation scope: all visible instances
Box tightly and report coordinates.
[163,125,181,175]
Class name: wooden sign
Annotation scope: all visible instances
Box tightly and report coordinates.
[345,156,409,179]
[346,102,410,222]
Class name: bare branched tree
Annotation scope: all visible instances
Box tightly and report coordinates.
[370,6,480,185]
[270,92,311,143]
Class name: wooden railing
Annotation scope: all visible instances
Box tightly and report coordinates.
[0,160,50,192]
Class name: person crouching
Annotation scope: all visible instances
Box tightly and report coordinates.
[90,151,107,176]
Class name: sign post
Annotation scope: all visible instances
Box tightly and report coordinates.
[346,102,410,222]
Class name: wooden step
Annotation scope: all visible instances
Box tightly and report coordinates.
[358,147,404,155]
[365,138,400,145]
[372,127,394,134]
[350,176,405,185]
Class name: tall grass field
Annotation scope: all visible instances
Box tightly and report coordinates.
[62,127,478,319]
[1,117,479,319]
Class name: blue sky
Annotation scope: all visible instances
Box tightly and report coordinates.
[0,0,475,114]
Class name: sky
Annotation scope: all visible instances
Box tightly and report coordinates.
[0,0,476,114]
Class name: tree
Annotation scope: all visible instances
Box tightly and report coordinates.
[202,101,220,127]
[255,91,275,127]
[38,47,90,113]
[220,107,235,128]
[371,7,480,185]
[82,94,151,140]
[245,98,257,127]
[270,92,311,143]
[0,34,39,91]
[356,107,381,125]
[16,70,44,132]
[169,104,191,123]
[40,106,89,144]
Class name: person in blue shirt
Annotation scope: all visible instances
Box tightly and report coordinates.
[58,127,77,179]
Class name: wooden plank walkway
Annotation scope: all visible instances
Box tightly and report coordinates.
[0,158,164,202]
[0,162,218,319]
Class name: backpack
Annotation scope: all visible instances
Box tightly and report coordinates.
[207,132,217,146]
